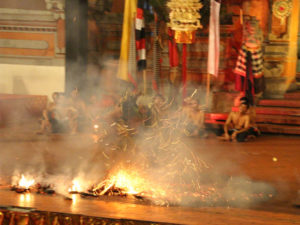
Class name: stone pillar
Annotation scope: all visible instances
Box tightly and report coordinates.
[65,0,88,94]
[284,0,299,87]
[263,0,299,98]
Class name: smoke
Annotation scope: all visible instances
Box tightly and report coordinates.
[0,56,276,209]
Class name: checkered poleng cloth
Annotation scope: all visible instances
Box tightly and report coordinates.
[234,44,263,78]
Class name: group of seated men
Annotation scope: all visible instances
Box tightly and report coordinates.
[37,88,260,142]
[37,88,116,134]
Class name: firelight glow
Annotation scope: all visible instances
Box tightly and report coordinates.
[18,175,35,189]
[69,179,82,193]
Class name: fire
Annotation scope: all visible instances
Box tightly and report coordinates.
[69,179,82,193]
[108,170,142,195]
[18,175,35,189]
[93,169,167,201]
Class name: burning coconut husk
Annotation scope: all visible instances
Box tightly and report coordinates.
[11,174,55,195]
[68,179,83,194]
[11,174,35,193]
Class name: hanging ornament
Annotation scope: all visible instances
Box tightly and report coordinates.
[167,0,203,98]
[167,0,203,44]
[272,0,292,26]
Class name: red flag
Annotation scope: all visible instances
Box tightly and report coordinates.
[135,1,146,71]
[168,29,179,67]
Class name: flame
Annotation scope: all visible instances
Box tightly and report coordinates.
[18,175,35,189]
[94,169,167,199]
[110,170,141,194]
[69,179,82,193]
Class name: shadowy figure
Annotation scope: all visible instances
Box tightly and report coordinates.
[37,92,68,134]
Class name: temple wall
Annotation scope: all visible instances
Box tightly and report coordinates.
[0,64,64,98]
[284,0,299,85]
[0,0,299,99]
[0,1,65,99]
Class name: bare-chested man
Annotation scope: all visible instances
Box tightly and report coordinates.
[222,99,250,142]
[182,98,206,137]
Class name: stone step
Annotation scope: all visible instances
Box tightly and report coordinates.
[205,113,227,121]
[258,99,300,108]
[258,124,300,135]
[205,113,300,125]
[232,106,300,116]
[256,114,300,125]
[205,113,300,135]
[284,90,300,100]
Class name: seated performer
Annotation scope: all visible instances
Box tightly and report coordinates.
[240,96,261,138]
[182,98,206,137]
[37,92,69,134]
[221,98,251,142]
[144,94,172,127]
[37,92,59,134]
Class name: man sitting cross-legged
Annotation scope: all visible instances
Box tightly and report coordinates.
[221,98,251,142]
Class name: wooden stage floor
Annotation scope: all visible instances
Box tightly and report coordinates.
[0,128,299,224]
[0,188,299,225]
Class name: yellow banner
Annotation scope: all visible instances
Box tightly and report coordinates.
[117,0,137,81]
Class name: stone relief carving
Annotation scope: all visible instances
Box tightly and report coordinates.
[263,61,284,78]
[263,61,286,98]
[269,0,292,40]
[45,0,65,10]
[44,0,65,20]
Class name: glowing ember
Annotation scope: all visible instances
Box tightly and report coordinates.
[18,175,35,189]
[69,179,82,193]
[92,168,169,204]
[103,170,143,195]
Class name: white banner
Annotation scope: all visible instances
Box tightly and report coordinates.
[207,0,220,76]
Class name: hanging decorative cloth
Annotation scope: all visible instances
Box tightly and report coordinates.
[234,44,265,105]
[234,45,263,78]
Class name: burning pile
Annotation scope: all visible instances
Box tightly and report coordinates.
[11,174,35,193]
[11,174,55,195]
[84,115,274,206]
[69,179,83,194]
[80,117,218,206]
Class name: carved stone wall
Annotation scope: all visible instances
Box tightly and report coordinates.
[0,0,66,98]
[0,0,65,66]
[263,0,299,97]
